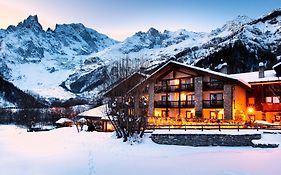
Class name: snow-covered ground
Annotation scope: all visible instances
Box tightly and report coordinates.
[1,125,281,175]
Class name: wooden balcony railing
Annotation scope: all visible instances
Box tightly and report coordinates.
[180,100,195,108]
[203,100,224,108]
[154,101,178,108]
[154,100,195,108]
[203,82,224,90]
[154,83,194,93]
[180,83,194,91]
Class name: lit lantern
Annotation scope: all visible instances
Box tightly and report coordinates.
[247,106,255,114]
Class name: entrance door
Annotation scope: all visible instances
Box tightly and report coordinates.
[186,111,194,120]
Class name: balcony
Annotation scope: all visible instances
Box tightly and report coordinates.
[154,100,195,108]
[203,82,224,90]
[154,101,177,108]
[154,85,179,93]
[154,83,194,93]
[180,83,194,91]
[180,100,195,108]
[155,85,167,93]
[262,103,281,112]
[203,100,224,108]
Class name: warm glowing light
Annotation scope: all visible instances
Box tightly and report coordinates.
[218,109,224,115]
[191,109,195,113]
[180,93,186,100]
[154,110,161,117]
[247,107,255,114]
[174,79,180,85]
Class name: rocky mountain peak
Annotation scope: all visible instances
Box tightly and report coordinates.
[251,8,281,24]
[210,15,252,37]
[54,23,86,33]
[147,27,161,36]
[17,15,43,31]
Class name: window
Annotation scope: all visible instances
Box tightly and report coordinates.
[210,111,217,119]
[182,77,193,84]
[210,77,219,82]
[162,80,170,85]
[186,111,194,119]
[266,96,280,103]
[186,94,195,101]
[161,95,170,101]
[276,115,281,122]
[248,98,255,105]
[210,93,223,101]
[161,110,169,118]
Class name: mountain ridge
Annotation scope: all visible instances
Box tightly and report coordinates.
[1,10,281,107]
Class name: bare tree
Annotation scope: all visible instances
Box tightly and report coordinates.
[106,95,147,142]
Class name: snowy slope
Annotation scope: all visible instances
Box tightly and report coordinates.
[0,96,15,107]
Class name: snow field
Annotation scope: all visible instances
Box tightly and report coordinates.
[1,125,281,175]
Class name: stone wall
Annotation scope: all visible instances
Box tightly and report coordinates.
[223,84,233,120]
[194,77,203,118]
[148,81,155,116]
[151,133,261,147]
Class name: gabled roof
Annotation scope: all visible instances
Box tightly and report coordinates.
[164,61,250,85]
[104,72,148,97]
[128,60,251,94]
[77,104,108,120]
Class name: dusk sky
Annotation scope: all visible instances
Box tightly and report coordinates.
[0,0,280,40]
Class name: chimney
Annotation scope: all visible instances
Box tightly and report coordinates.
[259,62,265,78]
[220,62,228,74]
[139,67,146,74]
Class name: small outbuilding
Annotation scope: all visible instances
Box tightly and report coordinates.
[77,104,114,132]
[55,118,74,127]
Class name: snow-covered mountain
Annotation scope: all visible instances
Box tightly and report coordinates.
[1,9,281,106]
[64,9,281,94]
[0,15,117,104]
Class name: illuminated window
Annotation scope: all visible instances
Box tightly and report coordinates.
[186,110,194,119]
[187,94,195,101]
[161,110,169,117]
[266,96,280,103]
[248,97,255,105]
[161,95,170,101]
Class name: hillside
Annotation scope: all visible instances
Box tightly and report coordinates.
[0,9,281,106]
[64,9,281,93]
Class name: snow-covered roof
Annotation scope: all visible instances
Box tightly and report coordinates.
[77,104,108,120]
[230,70,280,84]
[55,118,73,124]
[168,61,249,83]
[77,117,87,123]
[129,60,251,93]
[273,62,281,69]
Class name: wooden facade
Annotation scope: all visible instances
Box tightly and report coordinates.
[127,61,250,125]
[106,60,281,126]
[247,82,281,123]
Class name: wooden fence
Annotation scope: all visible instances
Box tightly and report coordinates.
[147,123,281,132]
